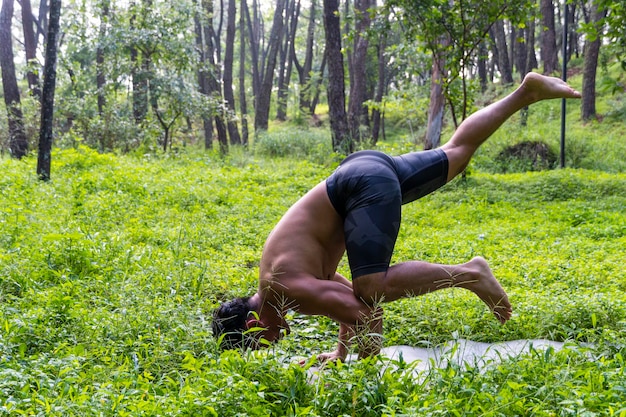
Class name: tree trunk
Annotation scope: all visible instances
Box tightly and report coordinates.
[424,59,445,150]
[581,3,607,121]
[1,0,28,159]
[322,0,349,152]
[347,0,373,143]
[540,0,559,74]
[515,26,528,79]
[493,19,513,83]
[223,0,241,144]
[239,0,248,145]
[96,0,109,117]
[276,0,299,121]
[477,40,488,92]
[194,0,213,149]
[295,0,317,114]
[21,0,41,100]
[204,0,228,153]
[37,0,61,180]
[130,1,148,125]
[254,0,285,131]
[244,0,261,101]
[371,31,386,144]
[526,18,538,71]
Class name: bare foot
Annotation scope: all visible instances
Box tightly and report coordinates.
[464,257,512,324]
[521,72,582,103]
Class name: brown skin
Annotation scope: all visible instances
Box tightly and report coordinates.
[244,73,581,362]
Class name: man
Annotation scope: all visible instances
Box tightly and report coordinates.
[212,73,581,362]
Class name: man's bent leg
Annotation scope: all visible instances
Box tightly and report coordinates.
[442,73,581,182]
[352,257,512,324]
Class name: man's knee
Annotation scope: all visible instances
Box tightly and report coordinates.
[352,272,386,305]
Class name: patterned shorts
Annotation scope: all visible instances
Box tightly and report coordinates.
[326,149,449,278]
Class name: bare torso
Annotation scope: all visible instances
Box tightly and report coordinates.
[258,181,346,313]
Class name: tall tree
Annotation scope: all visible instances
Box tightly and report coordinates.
[347,0,374,143]
[254,0,285,131]
[96,0,110,117]
[194,0,213,148]
[0,0,28,158]
[21,0,41,100]
[204,0,228,152]
[581,1,607,121]
[223,0,241,144]
[129,0,149,125]
[293,0,317,115]
[238,0,248,144]
[540,0,559,74]
[244,0,262,101]
[371,30,386,144]
[492,19,513,83]
[322,0,349,152]
[37,0,62,180]
[276,0,299,121]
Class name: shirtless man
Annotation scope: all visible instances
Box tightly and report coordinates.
[212,73,581,362]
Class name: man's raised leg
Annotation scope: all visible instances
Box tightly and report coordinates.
[442,73,581,181]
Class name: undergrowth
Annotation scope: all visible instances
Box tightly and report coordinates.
[0,145,624,415]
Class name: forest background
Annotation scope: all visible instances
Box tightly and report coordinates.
[0,0,625,164]
[1,0,626,415]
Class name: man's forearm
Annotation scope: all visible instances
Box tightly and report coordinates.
[356,307,383,359]
[335,307,384,360]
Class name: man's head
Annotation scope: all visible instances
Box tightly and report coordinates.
[212,296,290,350]
[212,297,256,350]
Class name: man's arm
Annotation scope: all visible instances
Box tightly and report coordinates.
[316,273,383,362]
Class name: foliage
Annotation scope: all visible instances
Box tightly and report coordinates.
[0,137,625,414]
[385,0,535,122]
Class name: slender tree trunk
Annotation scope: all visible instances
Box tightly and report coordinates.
[254,0,285,131]
[244,0,261,101]
[239,0,248,145]
[96,0,109,117]
[309,51,326,115]
[37,0,61,180]
[204,0,228,153]
[347,0,373,143]
[322,0,349,152]
[194,0,213,149]
[526,18,538,71]
[424,59,445,150]
[276,0,298,121]
[21,0,41,100]
[223,0,241,144]
[371,32,386,145]
[130,2,148,125]
[581,3,607,121]
[477,40,488,92]
[1,0,28,159]
[515,26,528,79]
[540,0,559,74]
[296,0,316,114]
[493,19,513,83]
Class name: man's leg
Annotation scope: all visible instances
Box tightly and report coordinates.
[353,257,512,324]
[441,72,581,182]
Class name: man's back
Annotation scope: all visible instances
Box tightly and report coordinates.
[259,181,346,293]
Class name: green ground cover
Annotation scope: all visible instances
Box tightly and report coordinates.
[0,144,624,416]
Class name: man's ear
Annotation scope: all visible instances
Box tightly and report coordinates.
[245,318,263,330]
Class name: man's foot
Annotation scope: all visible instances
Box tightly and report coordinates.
[463,257,513,324]
[521,72,582,103]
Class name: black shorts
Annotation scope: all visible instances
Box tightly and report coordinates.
[326,149,449,278]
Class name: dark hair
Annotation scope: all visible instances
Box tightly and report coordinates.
[212,297,256,350]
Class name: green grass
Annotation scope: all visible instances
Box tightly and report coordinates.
[1,144,625,415]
